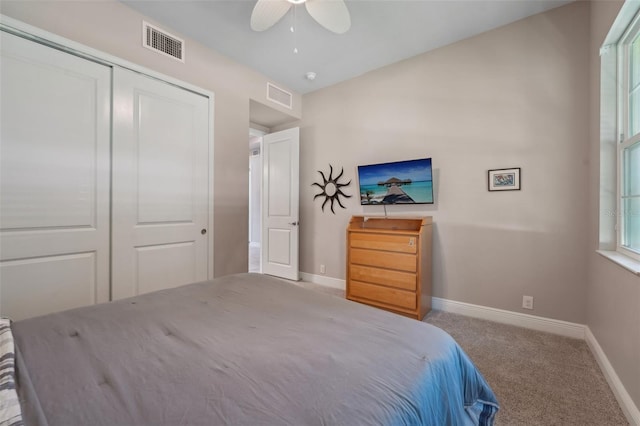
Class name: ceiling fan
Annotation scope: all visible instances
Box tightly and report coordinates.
[250,0,351,35]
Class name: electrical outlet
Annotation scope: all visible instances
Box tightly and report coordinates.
[522,295,534,310]
[320,264,326,274]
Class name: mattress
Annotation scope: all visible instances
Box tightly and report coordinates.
[12,273,498,425]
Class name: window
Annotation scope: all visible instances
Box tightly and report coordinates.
[599,4,640,273]
[618,14,640,261]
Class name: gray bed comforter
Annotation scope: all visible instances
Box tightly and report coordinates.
[13,273,498,425]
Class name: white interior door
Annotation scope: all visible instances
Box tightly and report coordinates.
[261,127,299,281]
[0,32,111,320]
[111,68,211,299]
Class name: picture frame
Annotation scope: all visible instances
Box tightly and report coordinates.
[488,168,521,191]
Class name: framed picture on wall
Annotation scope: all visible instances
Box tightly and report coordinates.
[488,168,521,191]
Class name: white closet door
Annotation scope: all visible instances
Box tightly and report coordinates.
[0,32,111,320]
[111,68,210,299]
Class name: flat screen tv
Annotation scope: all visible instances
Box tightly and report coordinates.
[357,158,433,205]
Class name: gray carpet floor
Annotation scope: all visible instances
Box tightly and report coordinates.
[292,281,629,425]
[425,311,628,426]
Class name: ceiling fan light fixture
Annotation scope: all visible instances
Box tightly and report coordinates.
[251,0,350,34]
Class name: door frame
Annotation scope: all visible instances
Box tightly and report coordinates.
[0,14,216,282]
[249,126,267,264]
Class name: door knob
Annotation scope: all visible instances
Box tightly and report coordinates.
[289,221,299,226]
[201,229,207,235]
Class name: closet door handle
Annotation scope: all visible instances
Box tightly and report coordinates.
[201,229,207,235]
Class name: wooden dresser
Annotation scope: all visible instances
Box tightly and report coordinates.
[346,216,432,320]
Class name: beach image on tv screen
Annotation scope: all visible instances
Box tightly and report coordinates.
[358,158,433,205]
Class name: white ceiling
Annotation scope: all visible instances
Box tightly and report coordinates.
[121,0,571,95]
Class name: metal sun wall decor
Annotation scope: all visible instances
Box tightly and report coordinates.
[312,164,352,214]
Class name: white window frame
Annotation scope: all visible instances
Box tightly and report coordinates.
[598,3,640,276]
[616,12,640,262]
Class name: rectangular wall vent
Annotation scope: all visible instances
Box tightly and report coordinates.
[266,82,293,109]
[143,21,184,63]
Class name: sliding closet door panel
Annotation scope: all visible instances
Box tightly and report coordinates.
[1,253,98,318]
[135,242,196,295]
[137,94,194,224]
[112,68,210,299]
[0,32,111,320]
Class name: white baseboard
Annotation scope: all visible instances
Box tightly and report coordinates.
[300,272,639,423]
[431,297,586,339]
[301,274,584,338]
[300,274,580,339]
[585,327,640,426]
[299,272,346,290]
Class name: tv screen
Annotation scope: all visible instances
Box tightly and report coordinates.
[357,158,433,205]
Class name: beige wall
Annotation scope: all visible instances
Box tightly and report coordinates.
[0,0,301,277]
[295,2,591,324]
[588,0,640,409]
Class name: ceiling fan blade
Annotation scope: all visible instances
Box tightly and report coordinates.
[251,0,292,32]
[305,0,351,34]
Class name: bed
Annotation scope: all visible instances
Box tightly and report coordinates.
[8,273,499,425]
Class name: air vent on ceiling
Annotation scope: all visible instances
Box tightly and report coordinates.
[266,82,293,109]
[142,21,184,63]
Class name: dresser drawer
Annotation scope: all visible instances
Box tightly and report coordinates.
[350,248,417,273]
[349,280,416,310]
[350,232,418,254]
[350,264,416,291]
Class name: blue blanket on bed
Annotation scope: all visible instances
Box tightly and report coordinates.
[391,341,499,425]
